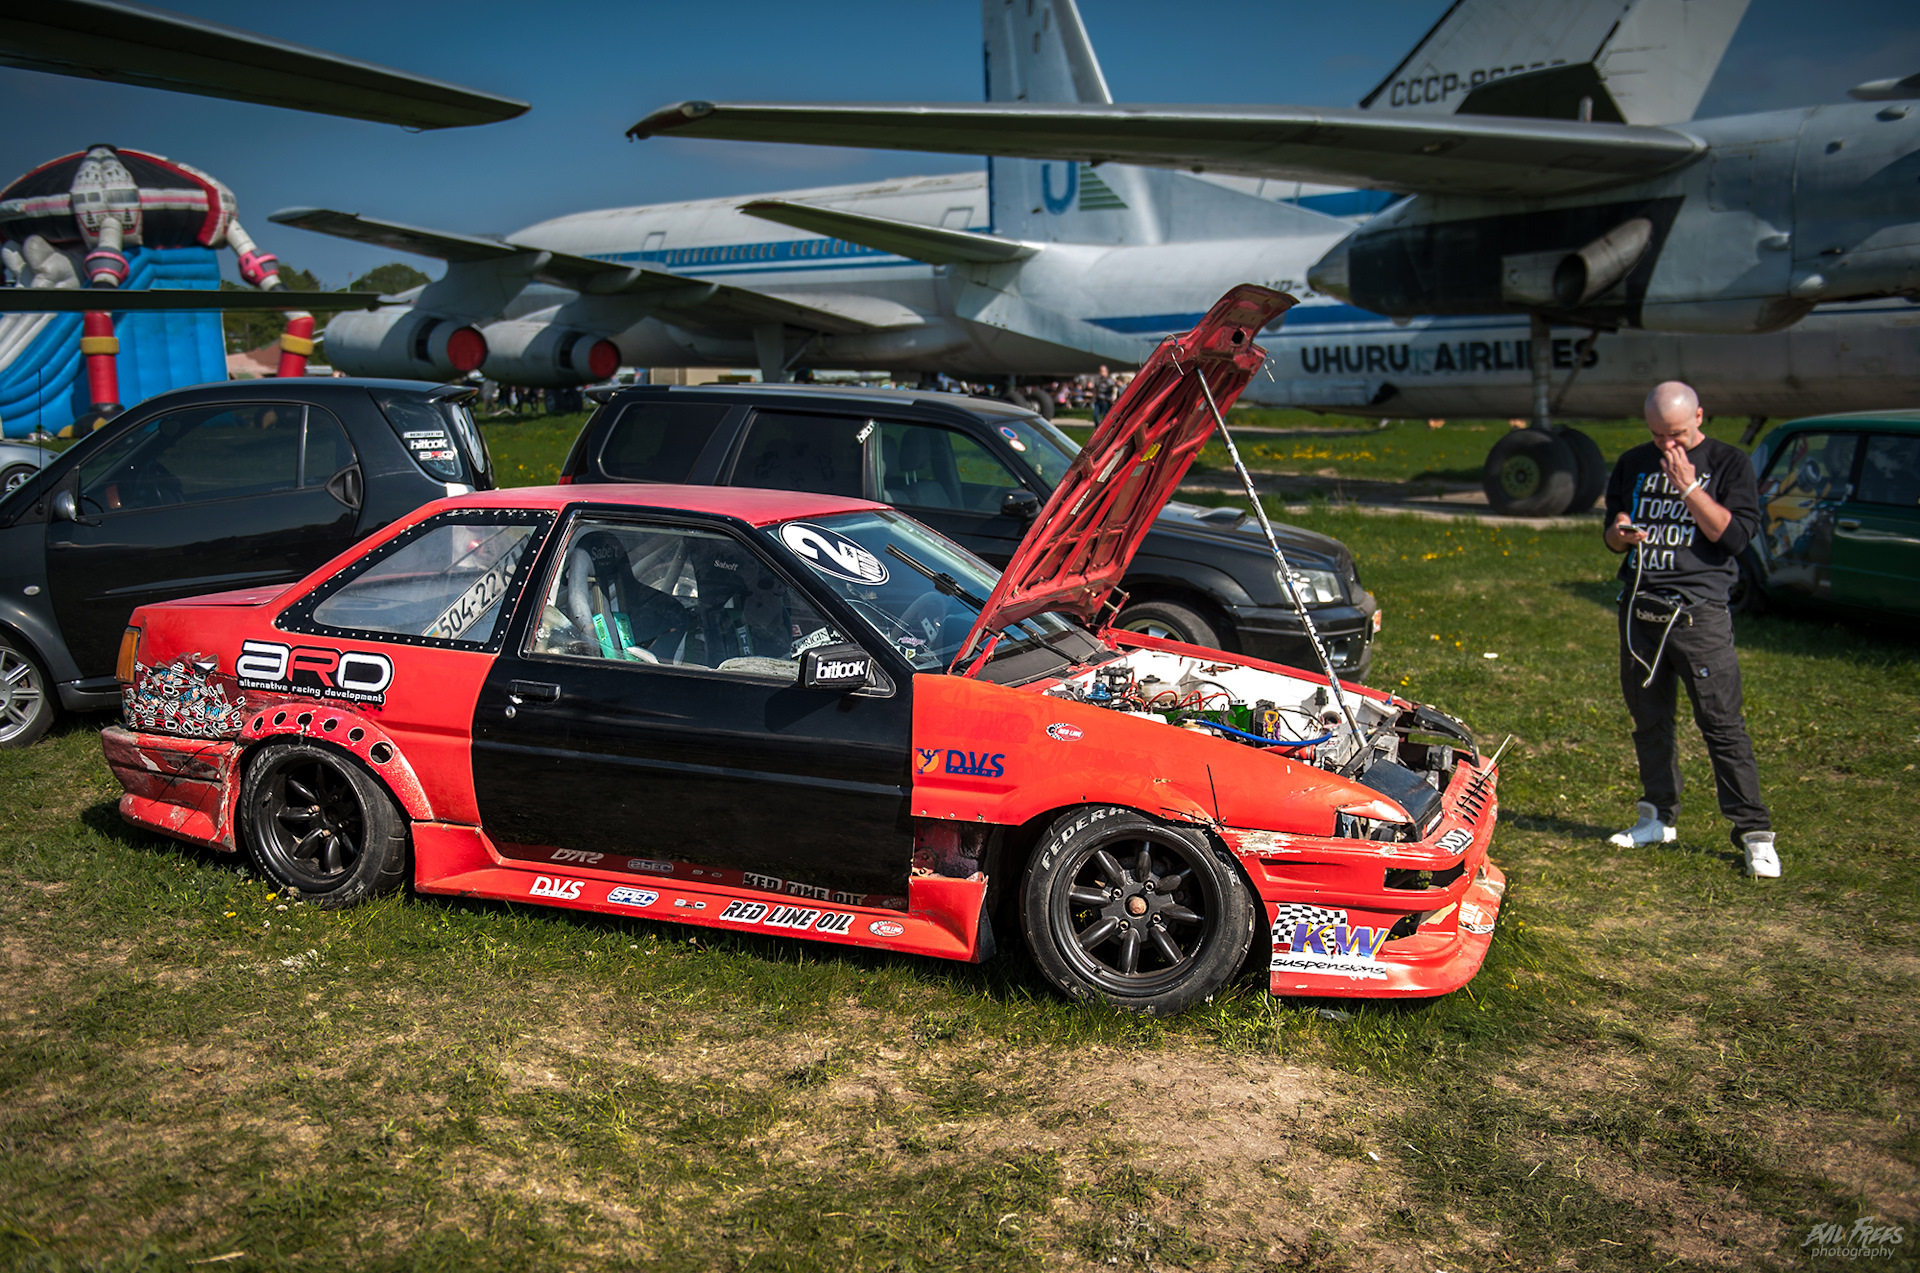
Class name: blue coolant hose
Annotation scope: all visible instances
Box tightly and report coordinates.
[1188,718,1333,749]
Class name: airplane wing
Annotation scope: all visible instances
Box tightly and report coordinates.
[269,207,886,335]
[0,288,385,312]
[737,200,1036,265]
[0,0,528,129]
[628,101,1705,198]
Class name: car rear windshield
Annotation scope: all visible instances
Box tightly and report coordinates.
[371,390,492,488]
[595,400,733,482]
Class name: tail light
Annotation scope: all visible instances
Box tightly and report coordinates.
[116,626,141,683]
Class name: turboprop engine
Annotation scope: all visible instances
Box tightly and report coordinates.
[323,306,488,379]
[475,319,619,387]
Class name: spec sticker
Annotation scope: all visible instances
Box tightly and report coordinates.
[1046,722,1083,741]
[530,877,583,900]
[626,858,674,874]
[779,522,888,585]
[869,919,906,938]
[607,887,659,909]
[426,536,528,641]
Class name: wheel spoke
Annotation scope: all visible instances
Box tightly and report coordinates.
[321,836,347,874]
[1159,903,1203,926]
[1116,929,1143,975]
[1150,928,1186,965]
[1067,885,1110,907]
[1134,842,1154,882]
[290,829,325,861]
[1076,915,1120,950]
[277,806,320,825]
[1092,850,1127,888]
[285,777,318,805]
[1158,866,1192,893]
[2,661,29,685]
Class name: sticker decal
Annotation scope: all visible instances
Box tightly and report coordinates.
[1435,827,1473,855]
[530,877,583,900]
[1270,918,1392,981]
[779,522,888,585]
[124,653,248,739]
[1046,722,1084,742]
[868,919,906,938]
[607,887,659,909]
[237,640,393,706]
[942,749,1005,778]
[1458,903,1495,934]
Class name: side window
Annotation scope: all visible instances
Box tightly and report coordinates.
[302,408,357,487]
[730,411,864,497]
[78,403,307,512]
[528,517,844,683]
[299,514,547,648]
[1855,434,1920,507]
[878,423,1024,512]
[1764,432,1859,503]
[597,401,732,481]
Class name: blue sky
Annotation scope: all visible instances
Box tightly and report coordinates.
[3,0,1916,286]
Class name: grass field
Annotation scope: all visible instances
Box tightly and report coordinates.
[3,417,1916,1272]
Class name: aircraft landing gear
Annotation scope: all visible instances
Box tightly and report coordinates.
[1480,314,1606,516]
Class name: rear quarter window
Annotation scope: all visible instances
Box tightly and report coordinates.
[597,401,733,481]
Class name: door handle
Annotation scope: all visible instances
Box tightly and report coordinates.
[508,680,560,704]
[1837,518,1862,531]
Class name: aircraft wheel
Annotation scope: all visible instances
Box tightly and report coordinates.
[1483,429,1577,516]
[1559,427,1607,514]
[1021,806,1255,1016]
[242,742,409,908]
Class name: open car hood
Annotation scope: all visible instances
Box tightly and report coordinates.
[953,284,1295,666]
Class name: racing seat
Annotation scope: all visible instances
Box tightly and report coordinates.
[555,530,690,662]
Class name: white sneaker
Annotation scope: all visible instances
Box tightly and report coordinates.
[1609,801,1677,848]
[1742,831,1781,878]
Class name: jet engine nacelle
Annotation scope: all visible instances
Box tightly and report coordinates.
[477,319,620,387]
[323,307,488,379]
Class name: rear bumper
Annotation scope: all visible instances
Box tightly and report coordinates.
[1220,753,1503,999]
[101,726,242,852]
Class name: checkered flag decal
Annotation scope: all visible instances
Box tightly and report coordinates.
[1271,904,1348,951]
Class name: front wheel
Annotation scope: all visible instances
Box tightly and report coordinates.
[1115,599,1222,649]
[241,742,409,908]
[1021,806,1256,1015]
[0,636,54,748]
[1,462,37,498]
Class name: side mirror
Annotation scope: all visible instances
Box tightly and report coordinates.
[1001,489,1041,521]
[800,642,874,691]
[50,490,98,526]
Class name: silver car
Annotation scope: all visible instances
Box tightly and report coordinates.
[0,439,53,499]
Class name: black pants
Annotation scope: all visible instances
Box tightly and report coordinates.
[1618,600,1770,845]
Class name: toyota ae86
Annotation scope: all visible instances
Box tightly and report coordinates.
[104,287,1504,1013]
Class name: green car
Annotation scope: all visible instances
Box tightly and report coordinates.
[1742,411,1920,621]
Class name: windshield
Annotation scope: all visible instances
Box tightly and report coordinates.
[770,508,1079,671]
[993,415,1079,490]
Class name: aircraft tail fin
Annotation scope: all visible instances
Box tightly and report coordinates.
[1357,0,1750,125]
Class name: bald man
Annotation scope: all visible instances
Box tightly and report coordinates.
[1601,381,1777,877]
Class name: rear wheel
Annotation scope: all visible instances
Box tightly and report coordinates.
[0,636,54,748]
[1115,599,1222,649]
[241,743,408,907]
[1021,806,1255,1015]
[1,462,36,498]
[1482,429,1578,516]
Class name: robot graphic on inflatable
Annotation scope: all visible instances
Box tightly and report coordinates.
[0,144,314,432]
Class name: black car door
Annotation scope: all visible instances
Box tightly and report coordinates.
[471,512,912,900]
[46,401,361,676]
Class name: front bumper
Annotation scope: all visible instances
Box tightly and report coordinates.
[1220,751,1502,999]
[101,726,242,852]
[1230,590,1379,680]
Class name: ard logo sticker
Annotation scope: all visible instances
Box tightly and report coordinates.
[779,522,888,585]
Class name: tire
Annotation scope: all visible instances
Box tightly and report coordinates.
[1034,392,1057,421]
[0,462,36,498]
[0,635,55,748]
[1482,429,1578,516]
[1559,427,1607,514]
[1021,805,1256,1015]
[1115,599,1222,649]
[1729,553,1768,617]
[240,742,409,908]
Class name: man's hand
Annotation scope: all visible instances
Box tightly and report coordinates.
[1658,437,1697,492]
[1606,513,1647,553]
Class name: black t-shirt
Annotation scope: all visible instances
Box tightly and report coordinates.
[1602,436,1760,605]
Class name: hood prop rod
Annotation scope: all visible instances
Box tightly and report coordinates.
[1187,356,1363,755]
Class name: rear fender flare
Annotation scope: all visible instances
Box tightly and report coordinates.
[236,705,433,822]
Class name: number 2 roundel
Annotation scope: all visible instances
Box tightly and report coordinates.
[779,522,889,585]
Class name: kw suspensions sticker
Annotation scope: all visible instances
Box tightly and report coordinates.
[236,641,394,706]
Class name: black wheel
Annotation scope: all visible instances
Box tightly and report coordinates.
[1115,599,1222,649]
[1021,806,1256,1015]
[0,462,36,498]
[1559,427,1607,514]
[1729,553,1768,616]
[0,635,54,748]
[1482,429,1578,516]
[1033,392,1057,420]
[241,743,409,907]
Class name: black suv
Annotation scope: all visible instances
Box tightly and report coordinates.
[561,384,1378,675]
[0,378,493,746]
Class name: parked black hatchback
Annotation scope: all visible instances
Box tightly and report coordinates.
[0,378,493,746]
[561,384,1378,675]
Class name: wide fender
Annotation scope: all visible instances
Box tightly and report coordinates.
[237,700,435,822]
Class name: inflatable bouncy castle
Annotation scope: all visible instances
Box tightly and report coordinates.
[0,145,310,438]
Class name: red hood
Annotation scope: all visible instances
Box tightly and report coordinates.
[955,284,1295,663]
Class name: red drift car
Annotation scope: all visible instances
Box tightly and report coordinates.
[104,287,1504,1014]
